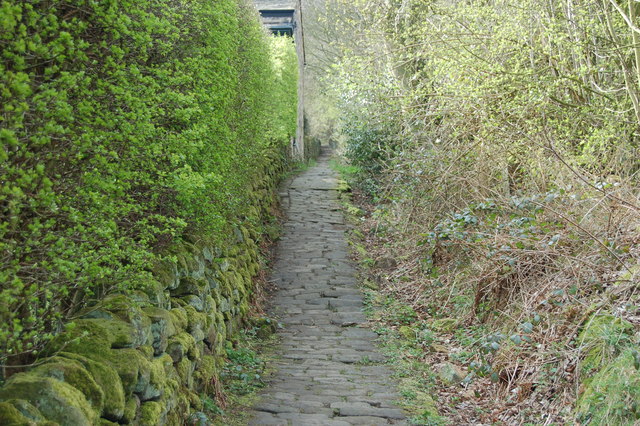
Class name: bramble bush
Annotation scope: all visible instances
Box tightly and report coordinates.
[0,0,297,368]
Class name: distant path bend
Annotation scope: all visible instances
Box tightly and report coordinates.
[248,148,407,425]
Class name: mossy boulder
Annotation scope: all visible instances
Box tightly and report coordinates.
[172,277,208,299]
[182,294,205,312]
[193,355,218,393]
[435,362,466,385]
[58,352,125,421]
[140,401,164,425]
[0,401,35,425]
[153,258,180,290]
[430,318,458,333]
[169,307,188,331]
[49,329,151,401]
[3,399,44,423]
[576,349,640,425]
[122,395,140,424]
[399,326,416,341]
[46,318,144,353]
[141,279,170,309]
[0,375,98,425]
[185,306,210,342]
[175,358,194,388]
[172,242,205,279]
[578,314,634,377]
[167,332,197,363]
[31,357,104,413]
[143,307,177,356]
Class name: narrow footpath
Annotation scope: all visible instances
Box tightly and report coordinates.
[249,149,406,425]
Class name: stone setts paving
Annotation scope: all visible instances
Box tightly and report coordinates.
[249,149,406,425]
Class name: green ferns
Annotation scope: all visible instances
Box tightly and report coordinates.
[0,0,298,366]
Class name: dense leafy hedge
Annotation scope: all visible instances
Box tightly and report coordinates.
[0,0,297,366]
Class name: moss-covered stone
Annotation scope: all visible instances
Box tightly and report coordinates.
[58,352,125,421]
[399,326,416,341]
[430,318,458,333]
[172,277,208,299]
[45,318,145,355]
[142,307,176,356]
[100,295,153,348]
[185,306,210,342]
[152,258,180,290]
[167,332,197,363]
[0,402,33,425]
[0,375,98,425]
[172,242,204,280]
[576,349,640,425]
[31,357,104,413]
[140,279,169,309]
[578,314,634,377]
[182,294,205,312]
[4,399,44,423]
[138,345,154,359]
[176,358,194,388]
[140,401,164,425]
[169,307,188,331]
[193,355,218,393]
[122,395,140,424]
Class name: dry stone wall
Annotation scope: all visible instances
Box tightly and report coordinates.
[0,153,287,426]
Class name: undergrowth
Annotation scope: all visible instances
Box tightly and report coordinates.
[335,156,640,425]
[207,317,280,426]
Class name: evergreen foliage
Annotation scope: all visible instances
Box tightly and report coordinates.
[0,0,297,366]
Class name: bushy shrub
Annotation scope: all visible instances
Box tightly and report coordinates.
[0,0,297,367]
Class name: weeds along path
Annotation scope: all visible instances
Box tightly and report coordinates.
[248,148,406,425]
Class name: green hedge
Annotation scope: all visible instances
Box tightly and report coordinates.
[0,0,297,367]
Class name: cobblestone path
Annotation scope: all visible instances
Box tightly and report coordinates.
[248,149,406,425]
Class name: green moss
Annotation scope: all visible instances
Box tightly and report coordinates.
[188,390,203,411]
[54,335,149,399]
[122,396,139,424]
[31,357,104,413]
[576,349,640,425]
[169,308,188,330]
[185,306,211,336]
[144,354,174,404]
[193,355,218,393]
[174,277,208,298]
[399,326,416,341]
[0,402,33,425]
[430,318,458,333]
[140,401,164,425]
[152,258,179,290]
[176,357,194,387]
[578,314,634,377]
[58,352,125,421]
[4,399,44,423]
[0,375,98,425]
[138,345,154,359]
[45,318,143,355]
[140,279,169,308]
[167,332,197,363]
[144,307,177,338]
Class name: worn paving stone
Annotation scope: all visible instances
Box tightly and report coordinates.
[248,148,406,426]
